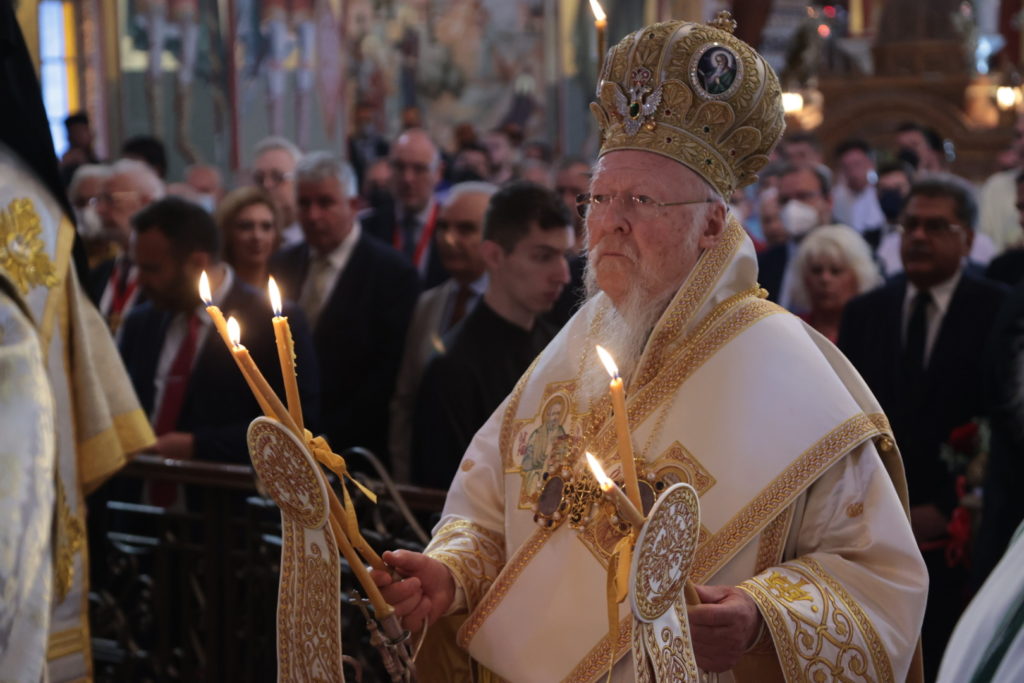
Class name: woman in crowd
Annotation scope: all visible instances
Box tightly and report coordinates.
[787,224,882,343]
[215,187,280,289]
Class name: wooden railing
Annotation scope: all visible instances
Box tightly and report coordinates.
[88,453,447,682]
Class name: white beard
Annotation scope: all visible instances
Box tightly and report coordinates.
[579,259,677,411]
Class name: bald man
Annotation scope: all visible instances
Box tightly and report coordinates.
[363,128,449,287]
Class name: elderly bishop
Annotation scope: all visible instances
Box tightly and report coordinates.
[374,14,927,682]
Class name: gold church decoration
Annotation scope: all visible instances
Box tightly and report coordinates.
[589,0,608,74]
[0,197,58,294]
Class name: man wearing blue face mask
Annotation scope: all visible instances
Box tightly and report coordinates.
[757,163,834,309]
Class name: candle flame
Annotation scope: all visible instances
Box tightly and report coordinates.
[588,0,606,22]
[227,316,241,347]
[268,276,283,316]
[595,345,619,379]
[199,270,212,305]
[585,452,614,491]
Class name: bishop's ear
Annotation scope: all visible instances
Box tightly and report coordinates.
[697,201,727,250]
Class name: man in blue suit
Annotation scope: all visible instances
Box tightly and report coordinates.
[838,176,1007,679]
[271,152,419,466]
[119,197,319,465]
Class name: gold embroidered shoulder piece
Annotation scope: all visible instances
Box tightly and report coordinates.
[738,557,895,683]
[0,198,58,295]
[426,519,506,612]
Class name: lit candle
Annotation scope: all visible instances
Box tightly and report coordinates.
[227,316,301,439]
[587,452,645,529]
[268,277,304,432]
[595,345,643,513]
[200,271,276,419]
[589,0,608,75]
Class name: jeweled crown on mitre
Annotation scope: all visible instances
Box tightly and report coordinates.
[591,11,785,198]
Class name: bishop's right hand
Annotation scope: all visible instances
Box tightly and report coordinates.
[371,549,456,632]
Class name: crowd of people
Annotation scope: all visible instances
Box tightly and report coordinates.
[56,99,1024,678]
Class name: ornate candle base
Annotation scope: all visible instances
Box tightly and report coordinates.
[247,417,346,681]
[629,482,702,682]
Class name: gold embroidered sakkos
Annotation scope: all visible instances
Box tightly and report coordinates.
[0,198,58,295]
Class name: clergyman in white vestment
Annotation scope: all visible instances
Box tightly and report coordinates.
[373,13,928,683]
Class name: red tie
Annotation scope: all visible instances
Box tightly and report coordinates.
[151,313,200,506]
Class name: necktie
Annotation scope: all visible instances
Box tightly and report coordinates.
[447,284,472,330]
[300,254,331,324]
[904,289,931,378]
[400,212,419,260]
[151,312,200,506]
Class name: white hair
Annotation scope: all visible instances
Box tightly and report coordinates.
[295,151,358,199]
[785,224,882,311]
[108,158,165,201]
[445,181,498,206]
[253,136,303,164]
[68,163,110,200]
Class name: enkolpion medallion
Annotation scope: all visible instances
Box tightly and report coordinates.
[246,417,345,682]
[629,483,701,682]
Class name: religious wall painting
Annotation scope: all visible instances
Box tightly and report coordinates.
[690,43,742,99]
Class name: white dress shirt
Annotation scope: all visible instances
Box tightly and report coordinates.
[151,264,234,423]
[903,268,961,366]
[299,222,361,324]
[832,182,886,234]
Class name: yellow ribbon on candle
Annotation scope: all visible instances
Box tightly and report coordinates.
[604,533,635,683]
[303,430,384,569]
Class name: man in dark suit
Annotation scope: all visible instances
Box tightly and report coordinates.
[361,128,449,288]
[119,197,319,466]
[757,163,832,308]
[271,152,419,466]
[838,176,1007,679]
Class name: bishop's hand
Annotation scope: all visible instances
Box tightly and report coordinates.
[688,584,763,673]
[370,549,456,632]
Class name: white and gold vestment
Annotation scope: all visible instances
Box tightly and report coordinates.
[0,146,156,681]
[424,218,928,682]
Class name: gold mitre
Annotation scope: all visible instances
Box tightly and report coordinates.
[591,11,785,198]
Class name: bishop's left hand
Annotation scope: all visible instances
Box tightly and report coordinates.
[688,584,762,673]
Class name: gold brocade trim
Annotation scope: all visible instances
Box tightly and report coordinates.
[0,197,59,296]
[39,216,75,353]
[563,615,632,683]
[426,520,506,612]
[754,506,795,574]
[456,529,552,649]
[498,352,543,464]
[692,413,883,583]
[47,627,86,661]
[739,558,895,683]
[53,476,85,603]
[78,408,154,495]
[634,218,745,390]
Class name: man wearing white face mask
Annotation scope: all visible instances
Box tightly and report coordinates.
[757,163,834,310]
[68,164,111,266]
[184,163,224,213]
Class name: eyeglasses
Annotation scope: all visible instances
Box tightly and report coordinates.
[97,190,140,206]
[252,169,294,187]
[575,192,715,219]
[897,216,963,236]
